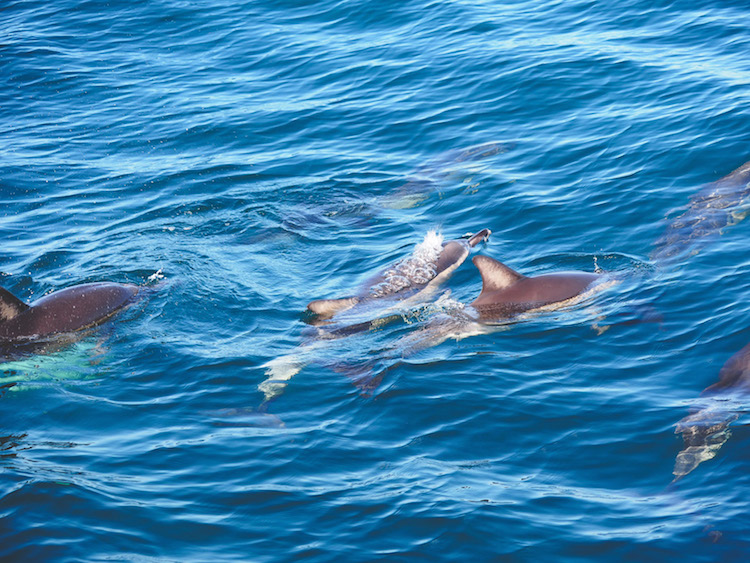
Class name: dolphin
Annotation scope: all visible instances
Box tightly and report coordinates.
[469,255,600,321]
[0,282,139,343]
[652,159,750,263]
[673,340,750,479]
[307,228,491,321]
[389,255,603,361]
[384,142,512,209]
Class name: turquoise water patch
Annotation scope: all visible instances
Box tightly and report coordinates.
[1,340,108,390]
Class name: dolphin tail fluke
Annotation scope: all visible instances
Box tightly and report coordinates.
[307,297,359,318]
[673,407,739,478]
[0,287,30,322]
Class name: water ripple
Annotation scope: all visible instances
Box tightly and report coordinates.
[3,0,750,559]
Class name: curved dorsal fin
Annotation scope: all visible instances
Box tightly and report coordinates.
[0,287,30,323]
[472,255,524,294]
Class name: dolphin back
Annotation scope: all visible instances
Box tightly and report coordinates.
[0,282,139,340]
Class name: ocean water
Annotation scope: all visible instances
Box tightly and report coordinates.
[2,0,750,560]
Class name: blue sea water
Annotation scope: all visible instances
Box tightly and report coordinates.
[2,0,750,560]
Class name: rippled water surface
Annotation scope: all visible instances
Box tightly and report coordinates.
[2,0,750,560]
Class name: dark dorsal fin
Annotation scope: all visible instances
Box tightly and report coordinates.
[0,287,30,322]
[472,255,525,294]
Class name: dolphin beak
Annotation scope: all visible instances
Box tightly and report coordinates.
[467,228,491,247]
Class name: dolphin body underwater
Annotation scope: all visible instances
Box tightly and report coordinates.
[673,341,750,479]
[383,142,510,210]
[646,159,750,479]
[0,282,139,351]
[652,160,750,263]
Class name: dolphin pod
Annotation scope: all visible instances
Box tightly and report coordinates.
[303,156,750,482]
[0,282,139,345]
[257,229,493,403]
[4,147,750,484]
[657,158,750,479]
[307,230,600,328]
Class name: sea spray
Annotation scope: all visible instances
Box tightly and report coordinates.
[369,231,444,297]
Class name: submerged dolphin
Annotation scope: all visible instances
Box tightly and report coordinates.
[384,142,511,209]
[0,282,139,343]
[673,341,750,479]
[469,255,600,321]
[307,228,491,321]
[652,159,750,263]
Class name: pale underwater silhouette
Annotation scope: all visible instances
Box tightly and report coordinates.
[673,340,750,479]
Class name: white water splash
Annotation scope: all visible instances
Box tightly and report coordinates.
[148,269,165,282]
[370,230,444,297]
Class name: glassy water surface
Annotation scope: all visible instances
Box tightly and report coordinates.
[2,0,750,560]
